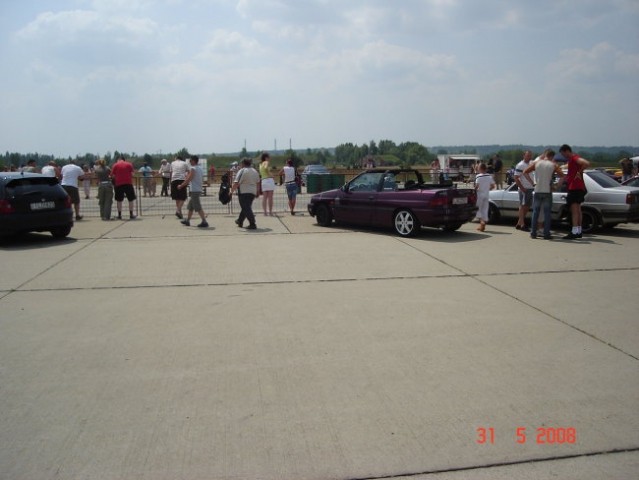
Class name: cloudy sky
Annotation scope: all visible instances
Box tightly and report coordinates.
[0,0,637,157]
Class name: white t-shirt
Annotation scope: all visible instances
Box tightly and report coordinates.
[41,165,56,177]
[283,165,296,183]
[514,160,534,189]
[170,160,189,181]
[532,159,557,194]
[474,173,494,197]
[60,164,84,187]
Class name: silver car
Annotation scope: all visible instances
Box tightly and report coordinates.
[488,170,639,233]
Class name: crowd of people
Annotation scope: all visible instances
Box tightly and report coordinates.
[473,144,600,240]
[6,148,636,237]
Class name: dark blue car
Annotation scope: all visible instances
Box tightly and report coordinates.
[0,172,74,238]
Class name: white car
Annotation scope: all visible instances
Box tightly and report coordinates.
[488,170,639,233]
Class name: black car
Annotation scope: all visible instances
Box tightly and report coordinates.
[0,172,74,238]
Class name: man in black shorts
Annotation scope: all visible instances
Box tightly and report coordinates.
[170,156,189,219]
[111,156,137,220]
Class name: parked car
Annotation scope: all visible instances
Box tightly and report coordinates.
[301,164,329,185]
[307,168,477,236]
[0,172,74,238]
[621,176,639,188]
[488,170,639,233]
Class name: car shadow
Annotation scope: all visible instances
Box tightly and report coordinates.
[325,224,487,243]
[0,233,78,250]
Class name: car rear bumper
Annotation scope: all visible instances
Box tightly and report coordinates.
[0,210,74,236]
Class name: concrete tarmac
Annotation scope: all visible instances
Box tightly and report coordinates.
[1,213,638,480]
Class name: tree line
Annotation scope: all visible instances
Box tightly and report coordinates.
[2,142,635,172]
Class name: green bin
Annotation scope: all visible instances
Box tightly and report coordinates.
[330,174,345,189]
[306,174,321,194]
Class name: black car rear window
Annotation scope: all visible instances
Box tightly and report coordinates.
[6,177,59,188]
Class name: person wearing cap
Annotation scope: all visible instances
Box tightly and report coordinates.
[230,158,259,230]
[158,159,171,197]
[279,158,298,215]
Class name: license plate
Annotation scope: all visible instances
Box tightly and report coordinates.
[30,201,55,210]
[452,197,468,205]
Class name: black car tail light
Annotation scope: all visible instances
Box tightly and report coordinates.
[0,199,15,214]
[63,195,72,208]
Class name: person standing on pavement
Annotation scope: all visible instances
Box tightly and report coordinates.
[619,157,633,182]
[60,160,86,220]
[139,162,153,197]
[94,159,113,221]
[170,156,190,219]
[513,150,535,231]
[158,159,171,197]
[231,157,260,230]
[493,154,504,189]
[474,162,495,232]
[178,155,208,228]
[111,155,137,220]
[259,152,275,216]
[559,144,590,240]
[279,158,298,215]
[524,150,564,240]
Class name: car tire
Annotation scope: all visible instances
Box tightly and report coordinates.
[581,209,599,233]
[394,209,419,237]
[315,204,333,227]
[51,225,71,238]
[488,204,500,224]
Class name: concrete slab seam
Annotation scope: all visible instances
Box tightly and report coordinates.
[347,447,639,480]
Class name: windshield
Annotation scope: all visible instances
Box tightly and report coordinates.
[586,171,623,188]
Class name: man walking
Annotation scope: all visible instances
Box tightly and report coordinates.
[111,155,137,220]
[525,150,564,240]
[514,150,534,231]
[170,156,189,219]
[231,158,260,230]
[178,155,208,228]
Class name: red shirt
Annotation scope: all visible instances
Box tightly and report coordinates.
[566,154,586,191]
[111,160,134,186]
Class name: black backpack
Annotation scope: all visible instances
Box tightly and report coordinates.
[218,173,231,205]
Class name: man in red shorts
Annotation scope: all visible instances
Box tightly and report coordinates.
[111,155,137,220]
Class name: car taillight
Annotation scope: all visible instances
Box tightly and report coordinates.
[429,192,448,207]
[0,199,15,214]
[626,193,638,205]
[63,196,72,208]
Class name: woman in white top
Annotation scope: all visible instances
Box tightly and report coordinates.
[279,158,298,215]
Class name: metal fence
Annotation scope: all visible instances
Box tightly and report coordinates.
[75,178,314,218]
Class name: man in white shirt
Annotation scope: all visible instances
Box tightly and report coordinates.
[170,156,189,219]
[61,161,86,220]
[525,150,564,239]
[513,150,534,231]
